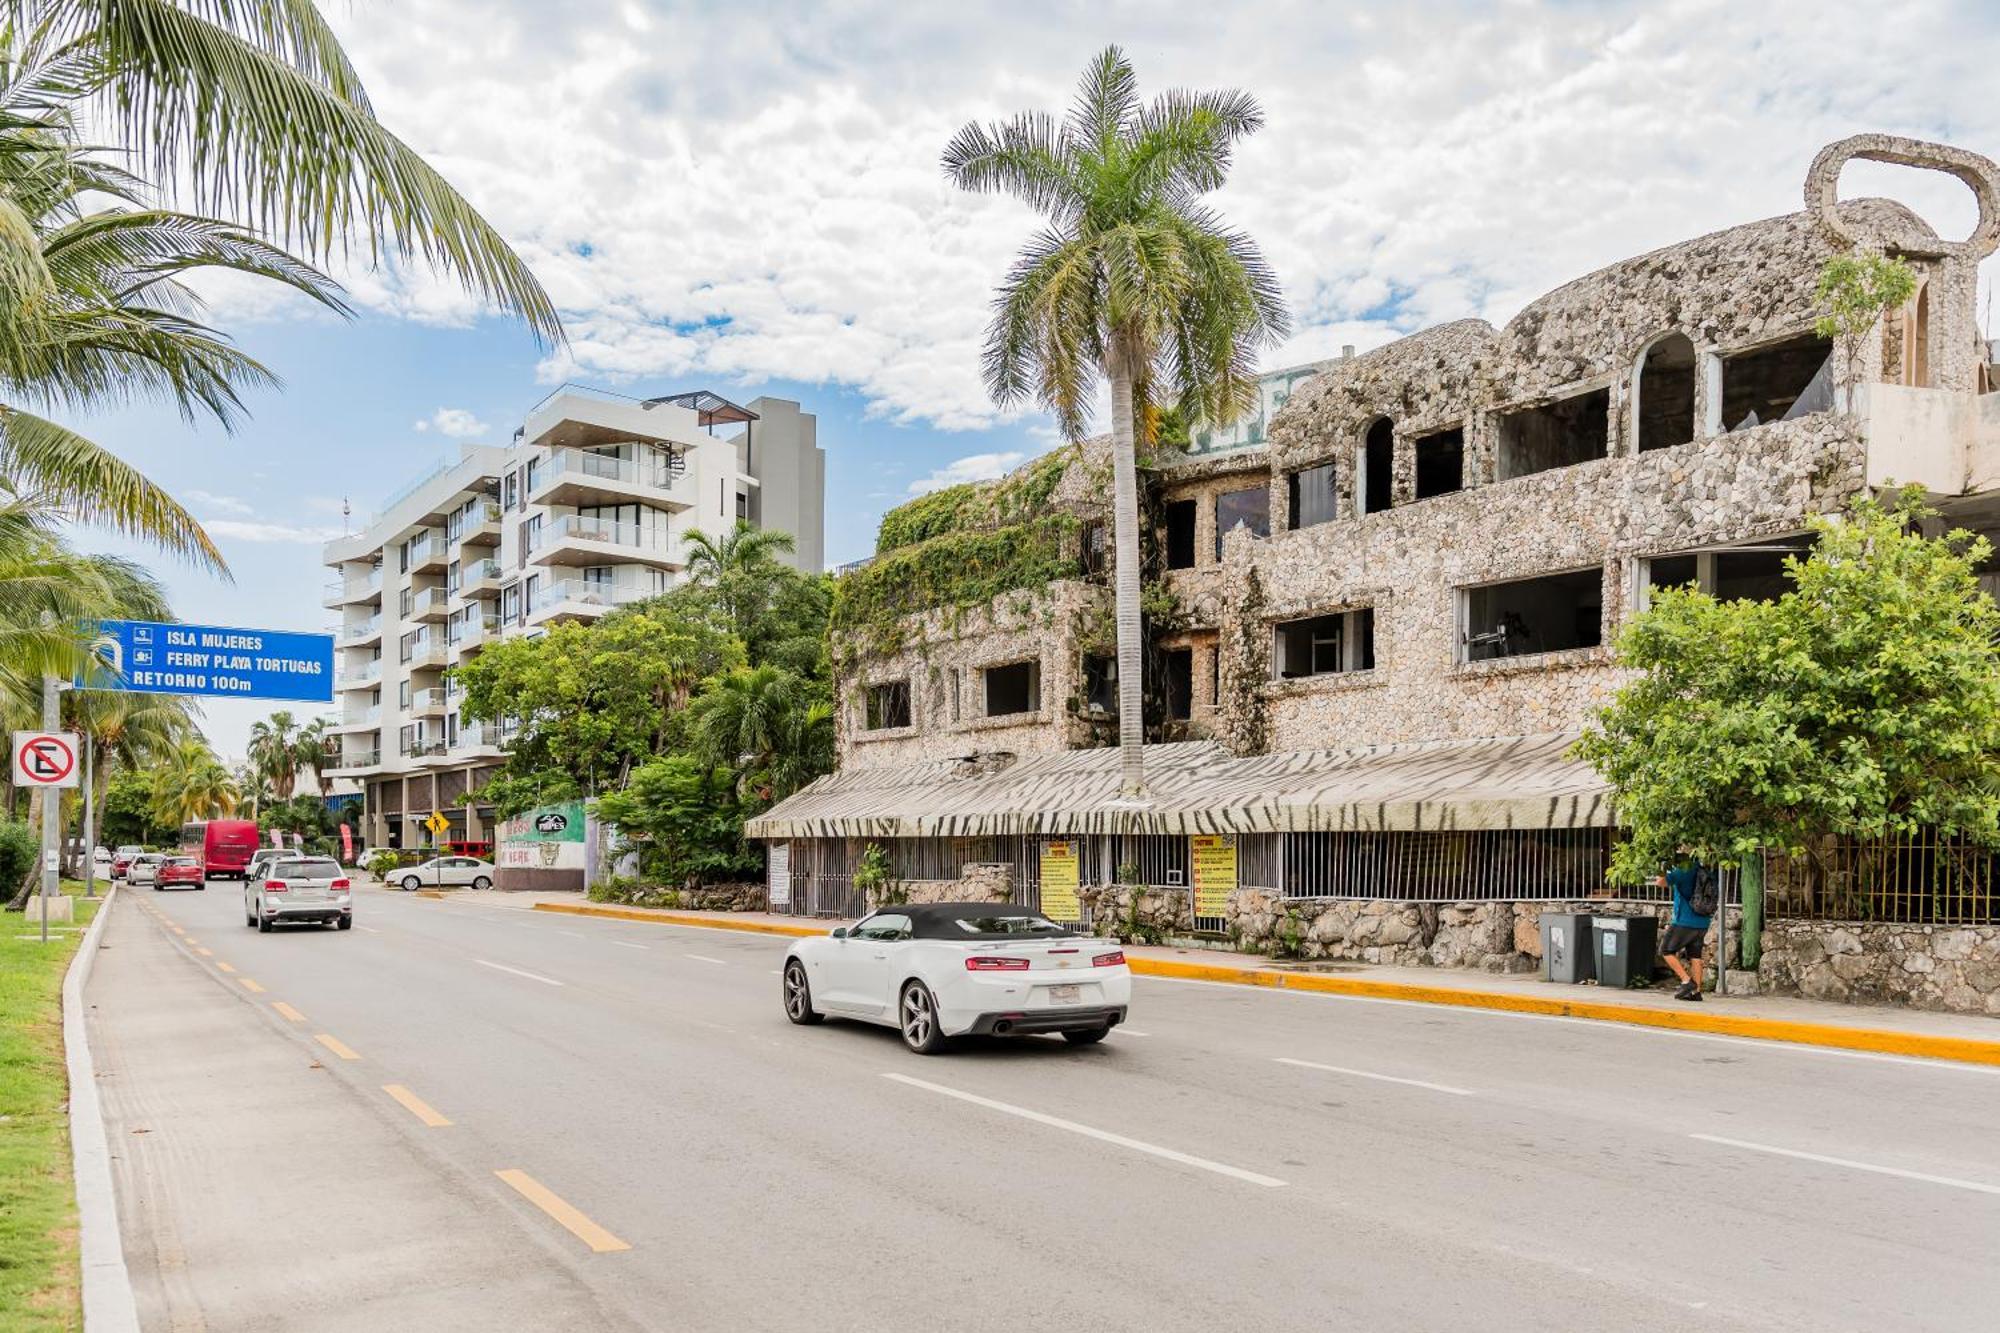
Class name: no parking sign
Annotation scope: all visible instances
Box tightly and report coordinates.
[11,731,80,788]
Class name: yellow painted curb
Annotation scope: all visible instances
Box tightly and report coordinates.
[414,890,447,900]
[528,902,2000,1068]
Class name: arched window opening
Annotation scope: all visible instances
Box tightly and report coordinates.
[1636,333,1697,452]
[1909,282,1931,387]
[1360,418,1394,514]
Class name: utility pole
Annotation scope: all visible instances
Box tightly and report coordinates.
[39,674,57,944]
[82,735,95,899]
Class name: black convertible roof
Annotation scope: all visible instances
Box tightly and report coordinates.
[878,902,1073,940]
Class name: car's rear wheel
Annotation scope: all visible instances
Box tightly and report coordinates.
[899,980,948,1055]
[472,876,491,891]
[1063,1025,1111,1046]
[257,912,273,933]
[336,915,352,931]
[782,959,823,1025]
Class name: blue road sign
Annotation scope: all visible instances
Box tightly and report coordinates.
[91,620,335,703]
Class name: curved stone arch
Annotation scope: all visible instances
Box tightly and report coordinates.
[1356,415,1396,515]
[1627,328,1700,453]
[1806,134,2000,261]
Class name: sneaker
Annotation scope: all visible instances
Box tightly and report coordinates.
[1686,989,1704,1002]
[1672,981,1695,1000]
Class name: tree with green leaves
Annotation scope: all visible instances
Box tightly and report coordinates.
[149,737,238,826]
[1576,487,2000,885]
[683,663,833,808]
[247,708,303,799]
[1814,249,1918,409]
[944,45,1288,796]
[591,754,760,892]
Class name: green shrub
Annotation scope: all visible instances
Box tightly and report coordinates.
[0,819,35,894]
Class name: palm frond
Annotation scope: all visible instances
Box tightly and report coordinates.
[1130,87,1265,200]
[941,111,1080,221]
[1066,45,1138,153]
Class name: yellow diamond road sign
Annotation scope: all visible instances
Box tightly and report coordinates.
[424,811,449,837]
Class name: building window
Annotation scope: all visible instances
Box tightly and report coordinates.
[1360,419,1394,514]
[1721,333,1833,431]
[1164,500,1197,570]
[1214,487,1269,560]
[1496,390,1610,481]
[865,680,911,730]
[500,584,519,624]
[1413,428,1464,499]
[1287,463,1337,530]
[949,667,961,722]
[1208,645,1220,706]
[1160,648,1192,721]
[1275,609,1375,678]
[1462,569,1602,661]
[1079,520,1108,577]
[1635,333,1697,451]
[398,679,411,707]
[983,660,1040,717]
[525,458,541,495]
[1643,539,1811,606]
[1082,655,1117,717]
[523,514,542,551]
[504,469,519,511]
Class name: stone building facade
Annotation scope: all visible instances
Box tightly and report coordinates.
[767,134,2000,1013]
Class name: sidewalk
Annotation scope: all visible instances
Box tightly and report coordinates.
[420,888,2000,1067]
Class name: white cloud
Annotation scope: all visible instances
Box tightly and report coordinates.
[202,520,346,545]
[192,2,2000,432]
[185,488,254,516]
[414,407,491,438]
[907,450,1025,495]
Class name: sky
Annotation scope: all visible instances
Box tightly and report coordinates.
[71,0,2000,758]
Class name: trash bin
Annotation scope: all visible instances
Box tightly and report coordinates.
[1591,914,1659,989]
[1540,911,1596,983]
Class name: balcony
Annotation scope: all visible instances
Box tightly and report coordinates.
[452,723,504,755]
[400,634,448,672]
[453,500,503,547]
[447,612,502,654]
[329,747,382,773]
[524,578,657,626]
[403,585,451,623]
[458,557,504,599]
[526,513,682,571]
[338,615,383,648]
[403,737,450,762]
[322,567,383,608]
[336,660,382,691]
[526,447,694,510]
[406,530,448,574]
[331,708,381,733]
[408,687,449,719]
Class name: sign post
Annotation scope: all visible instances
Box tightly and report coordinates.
[425,811,450,890]
[14,721,80,944]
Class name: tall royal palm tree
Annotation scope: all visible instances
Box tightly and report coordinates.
[294,715,332,796]
[944,46,1287,796]
[246,708,301,800]
[151,737,237,826]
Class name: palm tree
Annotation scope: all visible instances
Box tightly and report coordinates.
[294,716,333,797]
[943,46,1287,795]
[681,522,797,639]
[150,737,237,826]
[685,665,833,805]
[246,708,300,800]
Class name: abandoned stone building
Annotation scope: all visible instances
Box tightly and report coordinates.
[749,134,2000,1014]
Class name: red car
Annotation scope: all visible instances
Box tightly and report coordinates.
[156,855,206,891]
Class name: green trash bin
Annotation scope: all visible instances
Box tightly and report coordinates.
[1591,914,1659,989]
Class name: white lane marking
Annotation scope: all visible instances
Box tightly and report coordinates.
[884,1072,1286,1188]
[474,959,565,987]
[1275,1056,1475,1097]
[609,941,649,951]
[358,926,382,934]
[1690,1134,2000,1196]
[1114,1028,1151,1037]
[1134,975,2000,1077]
[556,930,586,940]
[685,953,728,966]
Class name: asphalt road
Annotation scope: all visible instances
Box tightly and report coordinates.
[90,883,2000,1332]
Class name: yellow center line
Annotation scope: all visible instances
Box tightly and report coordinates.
[272,1002,306,1023]
[494,1170,629,1253]
[383,1084,452,1127]
[215,961,236,973]
[195,947,213,957]
[314,1033,361,1061]
[239,977,266,994]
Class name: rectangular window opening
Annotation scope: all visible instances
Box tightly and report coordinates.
[1287,463,1338,530]
[1274,609,1375,679]
[1496,390,1609,481]
[1082,655,1117,717]
[1214,487,1269,560]
[1164,500,1197,570]
[982,661,1040,717]
[1079,520,1108,578]
[865,680,911,731]
[1160,648,1192,721]
[1463,570,1602,661]
[1414,428,1465,499]
[1721,333,1834,431]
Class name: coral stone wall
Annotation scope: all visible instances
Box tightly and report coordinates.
[1758,922,2000,1016]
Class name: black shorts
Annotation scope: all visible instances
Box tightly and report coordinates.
[1662,924,1708,959]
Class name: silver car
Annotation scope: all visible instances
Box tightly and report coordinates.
[394,856,495,892]
[126,853,166,887]
[245,856,353,931]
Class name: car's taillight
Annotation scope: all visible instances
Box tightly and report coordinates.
[331,878,351,891]
[263,879,287,892]
[965,956,1031,971]
[1092,951,1126,967]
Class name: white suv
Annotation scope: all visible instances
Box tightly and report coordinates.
[245,857,353,932]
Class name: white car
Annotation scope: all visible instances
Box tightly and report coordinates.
[394,857,494,892]
[126,853,166,887]
[781,902,1131,1053]
[245,856,353,931]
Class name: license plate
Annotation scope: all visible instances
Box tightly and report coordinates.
[1047,984,1081,1004]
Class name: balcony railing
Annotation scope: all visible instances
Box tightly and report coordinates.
[528,514,675,556]
[460,557,503,587]
[400,633,446,667]
[403,738,448,759]
[447,613,502,647]
[540,446,687,491]
[340,707,382,728]
[411,687,449,710]
[335,747,382,768]
[527,578,656,614]
[323,568,383,603]
[449,499,503,543]
[339,616,382,643]
[337,661,382,686]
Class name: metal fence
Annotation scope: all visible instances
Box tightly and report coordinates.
[1278,829,1631,903]
[1764,834,1999,925]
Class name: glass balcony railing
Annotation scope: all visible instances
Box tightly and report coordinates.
[339,616,382,643]
[336,747,381,768]
[527,579,656,614]
[324,568,383,602]
[527,514,675,555]
[337,661,382,686]
[411,687,449,711]
[537,447,687,492]
[461,557,503,585]
[341,707,381,728]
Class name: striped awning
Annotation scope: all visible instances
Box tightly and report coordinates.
[745,732,1613,840]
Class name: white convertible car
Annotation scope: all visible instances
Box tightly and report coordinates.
[782,902,1131,1053]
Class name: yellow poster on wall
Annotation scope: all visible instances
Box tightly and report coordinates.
[1191,834,1237,918]
[1040,840,1080,922]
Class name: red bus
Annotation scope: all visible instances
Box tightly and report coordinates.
[180,819,261,881]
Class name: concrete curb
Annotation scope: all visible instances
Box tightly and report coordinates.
[531,900,2000,1068]
[63,887,141,1333]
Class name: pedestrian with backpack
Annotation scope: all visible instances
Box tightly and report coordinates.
[1656,861,1717,1001]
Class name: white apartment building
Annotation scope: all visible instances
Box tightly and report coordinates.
[320,385,825,851]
